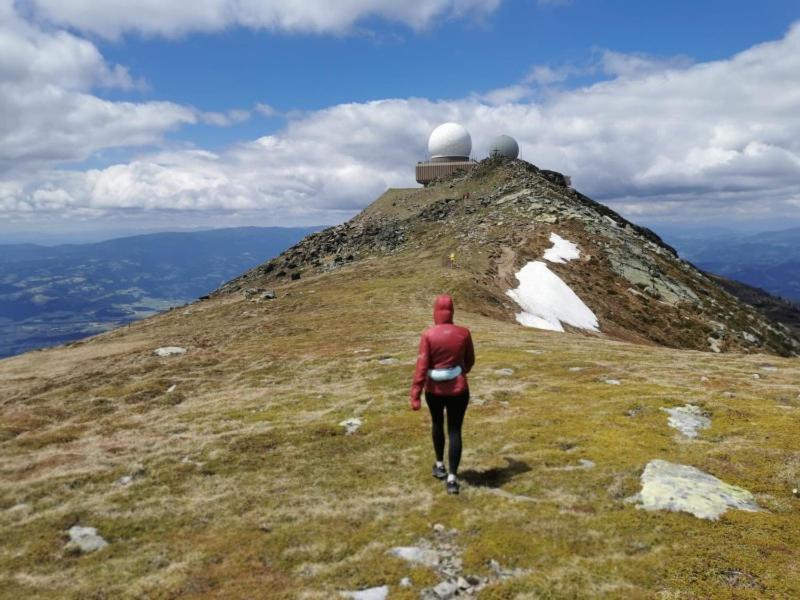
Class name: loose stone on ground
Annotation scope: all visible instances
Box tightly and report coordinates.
[338,418,362,435]
[661,404,711,439]
[340,585,389,600]
[66,526,108,553]
[153,346,186,357]
[628,459,760,520]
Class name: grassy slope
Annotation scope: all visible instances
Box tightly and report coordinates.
[1,244,800,598]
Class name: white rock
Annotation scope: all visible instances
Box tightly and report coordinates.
[433,523,445,532]
[153,346,186,357]
[378,357,399,365]
[605,379,621,385]
[433,580,458,599]
[340,585,389,600]
[67,526,108,553]
[388,546,440,567]
[629,459,760,520]
[399,577,412,588]
[339,418,362,435]
[115,475,133,486]
[495,368,514,376]
[700,376,709,382]
[752,373,761,380]
[568,366,584,372]
[661,405,711,439]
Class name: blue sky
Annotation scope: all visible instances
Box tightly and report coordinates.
[2,0,800,240]
[99,0,797,147]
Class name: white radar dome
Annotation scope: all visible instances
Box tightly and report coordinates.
[489,134,519,159]
[428,122,472,161]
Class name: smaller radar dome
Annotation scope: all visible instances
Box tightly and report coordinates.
[489,134,519,159]
[428,122,472,161]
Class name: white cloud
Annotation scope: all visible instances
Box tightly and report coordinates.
[3,9,800,230]
[0,2,197,171]
[23,0,502,38]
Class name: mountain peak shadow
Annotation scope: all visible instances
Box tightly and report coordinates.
[460,457,531,488]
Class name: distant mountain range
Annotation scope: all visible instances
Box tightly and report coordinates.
[658,227,800,301]
[0,226,320,358]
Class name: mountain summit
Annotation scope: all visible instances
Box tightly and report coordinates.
[217,158,800,356]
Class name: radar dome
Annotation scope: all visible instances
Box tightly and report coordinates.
[489,134,519,159]
[428,122,472,161]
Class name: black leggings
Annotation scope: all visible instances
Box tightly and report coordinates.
[425,391,469,475]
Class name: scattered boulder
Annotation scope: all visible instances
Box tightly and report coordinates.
[66,526,108,553]
[378,357,400,365]
[388,546,440,568]
[495,368,514,376]
[166,384,177,393]
[399,577,412,587]
[340,585,389,600]
[628,459,760,520]
[243,288,264,299]
[661,405,710,439]
[260,290,277,300]
[605,379,621,385]
[339,418,362,435]
[153,346,186,357]
[432,580,457,599]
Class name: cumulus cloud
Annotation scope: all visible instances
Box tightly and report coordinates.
[22,0,502,38]
[0,1,198,172]
[3,9,800,230]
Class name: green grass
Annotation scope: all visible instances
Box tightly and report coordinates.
[1,245,799,598]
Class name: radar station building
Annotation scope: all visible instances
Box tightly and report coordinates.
[416,122,477,185]
[416,123,521,185]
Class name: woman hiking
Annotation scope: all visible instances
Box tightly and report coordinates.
[410,295,475,495]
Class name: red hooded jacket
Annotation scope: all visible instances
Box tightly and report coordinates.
[410,295,475,407]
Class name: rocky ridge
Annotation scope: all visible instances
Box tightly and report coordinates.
[216,158,799,356]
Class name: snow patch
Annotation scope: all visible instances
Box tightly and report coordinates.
[628,459,759,520]
[543,233,580,264]
[506,261,599,332]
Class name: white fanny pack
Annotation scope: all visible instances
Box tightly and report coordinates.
[428,365,462,382]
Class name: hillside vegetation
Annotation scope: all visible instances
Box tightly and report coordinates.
[2,161,800,598]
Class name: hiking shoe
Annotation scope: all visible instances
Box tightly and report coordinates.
[432,464,447,480]
[446,478,460,495]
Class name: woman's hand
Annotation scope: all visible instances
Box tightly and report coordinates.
[410,397,421,411]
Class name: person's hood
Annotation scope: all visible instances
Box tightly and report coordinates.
[433,294,454,325]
